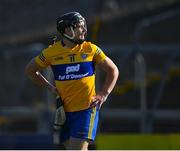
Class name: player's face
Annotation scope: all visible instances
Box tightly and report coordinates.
[73,21,87,41]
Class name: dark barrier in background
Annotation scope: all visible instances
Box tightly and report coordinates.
[0,134,54,149]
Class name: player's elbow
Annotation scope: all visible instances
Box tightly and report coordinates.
[112,65,119,79]
[25,64,34,77]
[106,64,119,79]
[25,60,38,78]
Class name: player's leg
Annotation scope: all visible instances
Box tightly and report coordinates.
[62,139,69,149]
[69,107,98,150]
[66,137,89,150]
[60,106,99,150]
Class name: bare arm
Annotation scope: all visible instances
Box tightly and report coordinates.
[25,59,58,95]
[90,57,119,108]
[99,57,119,95]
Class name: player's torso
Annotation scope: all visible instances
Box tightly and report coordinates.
[47,41,96,111]
[49,43,94,81]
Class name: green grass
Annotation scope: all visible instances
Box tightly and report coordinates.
[96,133,180,150]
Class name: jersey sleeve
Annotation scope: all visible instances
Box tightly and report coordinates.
[93,45,106,65]
[34,49,51,68]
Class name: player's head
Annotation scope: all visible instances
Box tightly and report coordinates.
[56,12,87,44]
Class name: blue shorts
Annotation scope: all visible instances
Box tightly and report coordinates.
[60,106,99,143]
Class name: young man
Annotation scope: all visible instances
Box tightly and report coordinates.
[25,12,119,150]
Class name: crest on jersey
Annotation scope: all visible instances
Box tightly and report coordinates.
[81,53,88,60]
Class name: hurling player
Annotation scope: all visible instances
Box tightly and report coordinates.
[25,12,119,150]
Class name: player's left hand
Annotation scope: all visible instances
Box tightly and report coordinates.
[89,91,108,109]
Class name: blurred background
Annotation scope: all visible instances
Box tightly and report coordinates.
[0,0,180,149]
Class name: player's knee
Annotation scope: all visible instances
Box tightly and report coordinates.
[67,137,89,150]
[62,140,69,150]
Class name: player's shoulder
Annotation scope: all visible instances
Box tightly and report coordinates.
[41,42,63,57]
[82,41,98,53]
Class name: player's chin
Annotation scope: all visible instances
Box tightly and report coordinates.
[79,35,85,40]
[80,33,86,39]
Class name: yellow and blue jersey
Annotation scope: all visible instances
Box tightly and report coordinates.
[35,41,106,112]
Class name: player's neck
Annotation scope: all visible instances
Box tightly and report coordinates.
[62,38,77,49]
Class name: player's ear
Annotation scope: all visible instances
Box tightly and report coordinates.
[64,27,72,35]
